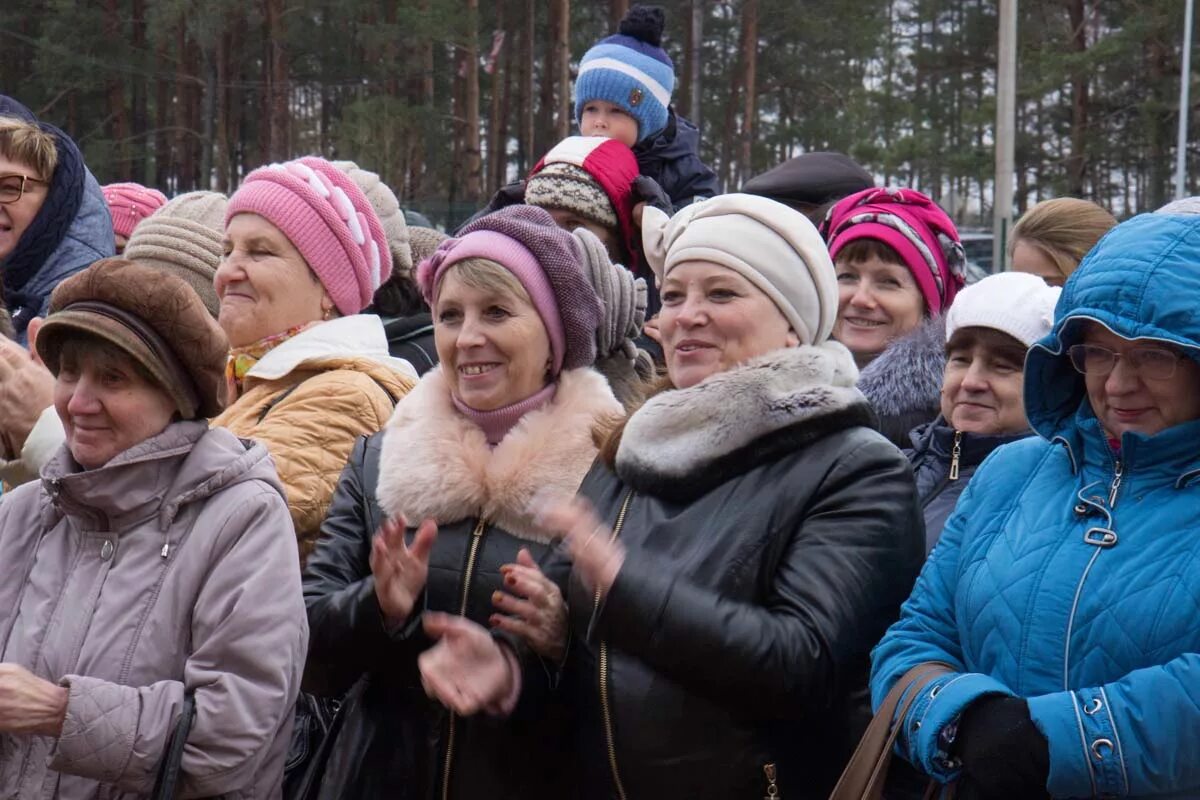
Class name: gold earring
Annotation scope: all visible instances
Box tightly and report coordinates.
[322,306,333,321]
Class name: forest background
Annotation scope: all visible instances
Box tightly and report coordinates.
[1,0,1194,229]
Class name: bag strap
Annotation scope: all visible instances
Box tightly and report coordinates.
[827,661,956,800]
[152,691,196,800]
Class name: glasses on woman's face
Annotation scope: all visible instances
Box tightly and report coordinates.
[0,173,48,205]
[1068,343,1184,380]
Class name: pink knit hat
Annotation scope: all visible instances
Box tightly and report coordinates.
[823,187,966,315]
[102,182,168,239]
[225,156,392,315]
[417,205,601,375]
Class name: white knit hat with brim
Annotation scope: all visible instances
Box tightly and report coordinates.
[640,193,839,346]
[945,271,1061,348]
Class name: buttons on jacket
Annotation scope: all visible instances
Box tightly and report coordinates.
[100,539,114,561]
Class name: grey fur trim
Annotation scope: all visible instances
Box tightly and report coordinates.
[857,315,946,416]
[616,342,865,483]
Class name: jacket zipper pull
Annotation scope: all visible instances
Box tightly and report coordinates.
[763,763,780,799]
[949,431,963,481]
[1108,459,1124,507]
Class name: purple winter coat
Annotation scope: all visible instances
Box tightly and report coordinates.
[0,420,306,799]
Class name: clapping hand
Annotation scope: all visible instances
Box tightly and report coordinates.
[533,494,626,599]
[491,548,568,662]
[418,613,518,717]
[370,517,437,627]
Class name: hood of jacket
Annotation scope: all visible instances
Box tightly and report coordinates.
[616,341,875,499]
[245,313,418,385]
[14,169,114,337]
[1025,213,1200,472]
[857,314,946,420]
[634,108,698,164]
[377,366,623,542]
[42,420,284,535]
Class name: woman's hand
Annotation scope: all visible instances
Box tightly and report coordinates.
[418,612,519,716]
[0,663,68,736]
[535,495,626,599]
[0,335,54,457]
[491,548,568,662]
[642,315,662,344]
[370,517,437,628]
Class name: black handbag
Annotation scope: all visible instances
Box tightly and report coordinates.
[151,691,195,800]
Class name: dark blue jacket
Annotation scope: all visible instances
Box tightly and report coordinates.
[633,109,719,210]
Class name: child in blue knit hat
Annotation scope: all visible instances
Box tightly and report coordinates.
[575,5,719,211]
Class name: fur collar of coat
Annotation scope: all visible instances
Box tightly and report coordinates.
[856,314,946,419]
[616,341,875,500]
[377,366,622,543]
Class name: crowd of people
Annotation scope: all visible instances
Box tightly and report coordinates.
[1,5,1199,800]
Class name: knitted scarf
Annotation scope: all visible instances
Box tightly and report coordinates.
[0,104,86,328]
[225,321,319,400]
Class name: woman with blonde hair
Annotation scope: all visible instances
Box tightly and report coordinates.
[1009,197,1116,286]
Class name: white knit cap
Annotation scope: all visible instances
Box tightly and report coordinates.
[945,271,1061,348]
[641,193,839,345]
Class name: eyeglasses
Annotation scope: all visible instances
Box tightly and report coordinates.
[0,174,48,205]
[1068,343,1184,380]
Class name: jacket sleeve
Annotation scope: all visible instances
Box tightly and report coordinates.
[49,486,308,796]
[593,434,924,720]
[661,154,719,209]
[868,457,1017,782]
[302,435,420,695]
[254,371,395,560]
[0,405,63,487]
[1026,655,1200,798]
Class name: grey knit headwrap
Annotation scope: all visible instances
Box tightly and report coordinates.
[123,191,226,318]
[572,227,647,362]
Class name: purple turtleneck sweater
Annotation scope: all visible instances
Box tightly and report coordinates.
[452,383,558,445]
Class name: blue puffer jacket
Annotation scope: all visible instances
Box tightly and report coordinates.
[870,213,1200,799]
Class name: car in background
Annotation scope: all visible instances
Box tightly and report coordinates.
[958,230,994,283]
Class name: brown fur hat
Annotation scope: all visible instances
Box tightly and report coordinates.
[37,257,229,419]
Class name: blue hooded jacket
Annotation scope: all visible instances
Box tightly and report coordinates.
[870,213,1200,799]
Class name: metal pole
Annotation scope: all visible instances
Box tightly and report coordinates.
[1176,0,1195,200]
[993,0,1017,271]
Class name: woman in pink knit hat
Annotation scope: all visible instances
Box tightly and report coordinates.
[210,156,417,562]
[823,187,967,446]
[101,181,167,253]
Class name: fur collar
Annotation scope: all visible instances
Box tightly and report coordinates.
[616,342,874,500]
[856,315,946,417]
[377,367,622,543]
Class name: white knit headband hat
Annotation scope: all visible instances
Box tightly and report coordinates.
[640,193,840,346]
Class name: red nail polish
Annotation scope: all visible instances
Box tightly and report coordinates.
[505,575,517,587]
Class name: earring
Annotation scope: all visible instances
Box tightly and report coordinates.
[322,305,333,321]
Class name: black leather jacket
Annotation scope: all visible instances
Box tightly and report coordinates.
[301,434,570,800]
[564,405,924,799]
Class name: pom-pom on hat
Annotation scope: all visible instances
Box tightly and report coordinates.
[102,182,168,240]
[416,205,602,375]
[823,186,966,315]
[526,136,641,271]
[575,5,675,143]
[124,191,226,318]
[226,156,392,315]
[642,193,840,346]
[946,271,1061,349]
[332,160,413,277]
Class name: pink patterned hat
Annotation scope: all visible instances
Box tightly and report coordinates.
[823,187,966,315]
[226,156,392,315]
[102,182,168,239]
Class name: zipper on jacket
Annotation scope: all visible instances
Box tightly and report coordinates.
[441,517,487,800]
[596,491,634,800]
[948,431,963,481]
[1063,459,1124,688]
[763,762,780,798]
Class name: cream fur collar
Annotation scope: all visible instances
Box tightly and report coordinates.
[377,366,622,543]
[616,342,872,495]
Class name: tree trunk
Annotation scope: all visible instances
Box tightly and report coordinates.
[463,0,483,202]
[130,0,149,183]
[737,0,758,185]
[537,0,557,154]
[609,0,629,32]
[264,0,290,161]
[154,39,172,189]
[553,0,571,140]
[1065,0,1089,196]
[517,0,535,174]
[103,0,130,179]
[487,0,508,192]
